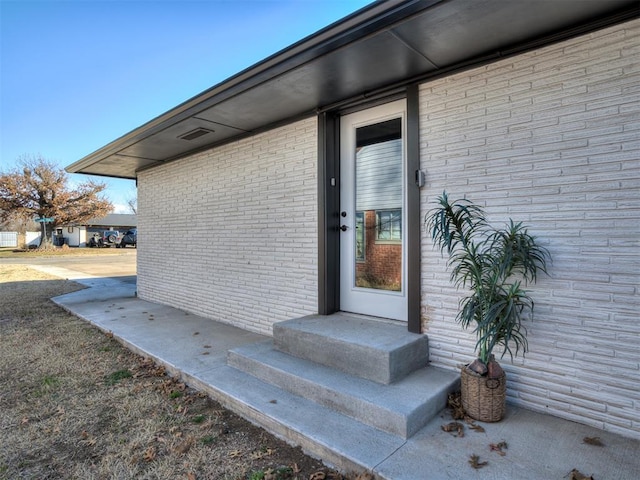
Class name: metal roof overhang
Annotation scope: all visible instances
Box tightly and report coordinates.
[66,0,639,179]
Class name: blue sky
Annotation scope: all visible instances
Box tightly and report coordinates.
[1,0,371,212]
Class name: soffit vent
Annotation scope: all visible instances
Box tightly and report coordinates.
[178,128,214,141]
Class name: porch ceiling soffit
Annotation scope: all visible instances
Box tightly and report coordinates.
[66,0,638,180]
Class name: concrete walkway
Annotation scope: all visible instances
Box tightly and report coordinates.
[40,267,640,480]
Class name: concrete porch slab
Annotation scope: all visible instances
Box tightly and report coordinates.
[47,271,640,480]
[376,404,640,480]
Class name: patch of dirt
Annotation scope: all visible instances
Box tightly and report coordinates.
[0,265,370,480]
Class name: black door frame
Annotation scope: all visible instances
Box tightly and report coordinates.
[317,84,421,333]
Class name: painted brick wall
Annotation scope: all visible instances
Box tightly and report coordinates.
[419,20,639,439]
[137,118,318,335]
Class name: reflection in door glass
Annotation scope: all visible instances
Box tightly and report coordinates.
[354,118,402,291]
[355,211,365,261]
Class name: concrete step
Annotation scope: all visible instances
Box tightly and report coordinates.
[182,364,406,476]
[273,313,429,384]
[228,341,459,439]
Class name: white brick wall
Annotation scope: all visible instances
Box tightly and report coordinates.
[419,20,639,439]
[137,118,318,335]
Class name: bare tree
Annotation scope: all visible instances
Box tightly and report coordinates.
[0,216,38,232]
[126,194,137,215]
[0,155,113,246]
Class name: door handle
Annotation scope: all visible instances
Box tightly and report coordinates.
[340,225,348,232]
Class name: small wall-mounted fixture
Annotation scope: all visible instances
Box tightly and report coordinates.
[415,170,426,188]
[178,128,214,141]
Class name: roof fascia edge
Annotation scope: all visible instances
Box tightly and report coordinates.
[66,0,441,174]
[134,109,320,176]
[320,2,640,113]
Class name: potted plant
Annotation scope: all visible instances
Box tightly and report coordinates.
[426,192,550,422]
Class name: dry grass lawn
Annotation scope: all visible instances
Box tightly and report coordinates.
[0,266,370,480]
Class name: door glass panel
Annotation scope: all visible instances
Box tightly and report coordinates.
[354,118,402,292]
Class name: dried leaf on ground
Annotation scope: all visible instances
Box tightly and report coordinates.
[489,441,507,456]
[173,437,195,455]
[310,472,326,480]
[327,473,344,480]
[447,391,465,420]
[468,454,488,469]
[468,423,485,433]
[353,473,374,480]
[142,446,156,462]
[569,468,594,480]
[249,448,274,460]
[441,421,464,437]
[227,449,242,458]
[583,436,604,447]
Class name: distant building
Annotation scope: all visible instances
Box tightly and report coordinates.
[59,213,136,246]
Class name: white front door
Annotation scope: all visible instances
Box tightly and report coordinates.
[339,100,407,321]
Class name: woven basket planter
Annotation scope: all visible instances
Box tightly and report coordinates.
[460,366,506,422]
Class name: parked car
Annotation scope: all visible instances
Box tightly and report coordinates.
[88,230,121,248]
[118,229,137,248]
